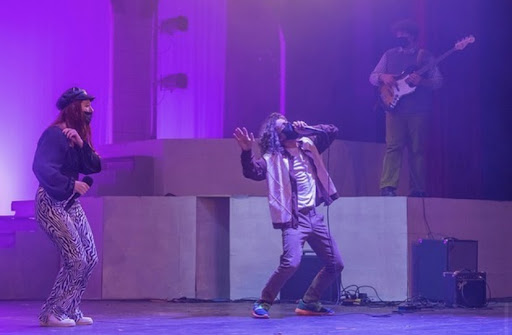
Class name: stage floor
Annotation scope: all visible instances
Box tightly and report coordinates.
[0,300,509,334]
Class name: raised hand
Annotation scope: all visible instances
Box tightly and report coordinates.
[62,128,84,148]
[292,120,308,131]
[233,127,255,151]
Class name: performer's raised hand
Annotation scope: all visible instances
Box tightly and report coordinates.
[62,128,84,148]
[233,127,255,151]
[292,120,308,131]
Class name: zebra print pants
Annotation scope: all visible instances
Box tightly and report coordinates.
[35,187,98,323]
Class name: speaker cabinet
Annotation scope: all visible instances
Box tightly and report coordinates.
[412,239,478,301]
[280,254,340,303]
[443,271,486,308]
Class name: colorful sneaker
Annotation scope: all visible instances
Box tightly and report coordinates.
[295,299,335,316]
[252,301,271,319]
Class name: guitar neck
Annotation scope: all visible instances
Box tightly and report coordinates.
[416,47,456,76]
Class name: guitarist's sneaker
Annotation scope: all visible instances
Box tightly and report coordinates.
[252,301,271,319]
[380,187,397,196]
[409,191,427,197]
[295,299,335,316]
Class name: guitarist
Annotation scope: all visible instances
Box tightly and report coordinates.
[369,19,443,197]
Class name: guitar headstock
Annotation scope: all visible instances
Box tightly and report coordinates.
[454,35,475,50]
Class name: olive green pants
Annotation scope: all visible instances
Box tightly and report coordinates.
[380,111,427,193]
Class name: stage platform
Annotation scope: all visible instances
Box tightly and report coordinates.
[88,138,409,198]
[0,300,510,335]
[1,196,511,302]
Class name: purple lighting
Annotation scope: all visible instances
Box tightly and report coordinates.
[156,0,226,139]
[0,0,112,214]
[279,24,286,115]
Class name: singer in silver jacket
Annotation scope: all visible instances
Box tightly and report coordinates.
[234,113,344,318]
[32,87,101,327]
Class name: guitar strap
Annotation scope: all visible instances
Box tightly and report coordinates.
[417,49,429,77]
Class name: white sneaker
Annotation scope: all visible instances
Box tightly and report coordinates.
[40,314,76,327]
[76,316,94,325]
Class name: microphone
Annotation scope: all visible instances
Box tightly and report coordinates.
[300,125,326,135]
[64,176,93,211]
[282,123,326,140]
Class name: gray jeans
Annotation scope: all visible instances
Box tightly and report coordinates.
[260,208,344,303]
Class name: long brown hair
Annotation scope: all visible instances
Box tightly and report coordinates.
[52,100,94,148]
[259,113,285,155]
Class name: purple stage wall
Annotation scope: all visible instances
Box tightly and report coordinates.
[156,0,227,139]
[0,0,112,214]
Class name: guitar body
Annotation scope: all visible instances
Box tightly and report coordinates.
[379,66,418,111]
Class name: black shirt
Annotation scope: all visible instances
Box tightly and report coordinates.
[32,125,101,201]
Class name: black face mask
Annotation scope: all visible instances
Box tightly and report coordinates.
[84,112,93,125]
[397,36,410,48]
[280,122,299,140]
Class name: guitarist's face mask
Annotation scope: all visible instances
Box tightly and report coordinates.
[397,36,410,48]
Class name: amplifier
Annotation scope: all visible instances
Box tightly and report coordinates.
[442,271,487,308]
[412,239,478,301]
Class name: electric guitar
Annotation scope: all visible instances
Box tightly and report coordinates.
[379,35,475,111]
